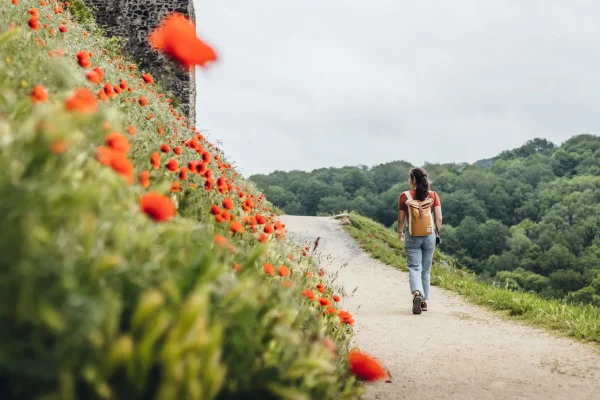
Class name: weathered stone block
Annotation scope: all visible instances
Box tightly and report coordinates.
[85,0,196,124]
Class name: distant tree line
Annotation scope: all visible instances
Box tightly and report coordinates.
[251,135,600,305]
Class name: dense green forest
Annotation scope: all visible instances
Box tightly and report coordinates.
[250,135,600,306]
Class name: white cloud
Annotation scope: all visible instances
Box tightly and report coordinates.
[194,0,600,176]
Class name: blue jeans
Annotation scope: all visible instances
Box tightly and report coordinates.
[404,233,436,300]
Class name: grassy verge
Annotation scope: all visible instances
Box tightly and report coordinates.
[344,213,600,344]
[0,1,364,398]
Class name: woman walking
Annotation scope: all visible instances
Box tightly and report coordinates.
[397,168,442,314]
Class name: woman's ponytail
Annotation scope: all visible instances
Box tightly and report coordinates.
[410,168,430,201]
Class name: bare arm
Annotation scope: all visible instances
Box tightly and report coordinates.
[398,210,406,241]
[434,206,442,231]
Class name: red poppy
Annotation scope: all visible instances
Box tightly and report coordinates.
[263,263,275,275]
[258,233,268,243]
[173,146,182,155]
[230,221,245,234]
[220,210,231,222]
[96,147,133,184]
[316,283,325,294]
[28,8,39,17]
[138,170,150,188]
[65,88,97,113]
[150,152,160,170]
[333,295,341,303]
[76,51,91,68]
[97,89,108,102]
[140,192,176,222]
[31,85,49,104]
[196,162,207,175]
[109,153,134,185]
[222,198,234,210]
[318,298,331,307]
[338,310,355,325]
[85,67,103,84]
[187,161,198,172]
[148,12,217,69]
[95,147,115,165]
[166,159,178,172]
[277,266,291,277]
[139,96,148,106]
[127,125,136,136]
[105,132,130,153]
[348,350,388,382]
[142,73,154,84]
[302,290,316,300]
[59,25,67,33]
[325,307,338,316]
[28,17,39,30]
[210,205,221,215]
[170,182,181,193]
[281,280,294,288]
[178,167,187,181]
[214,234,228,246]
[103,82,115,98]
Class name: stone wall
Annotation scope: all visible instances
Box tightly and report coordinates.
[85,0,196,124]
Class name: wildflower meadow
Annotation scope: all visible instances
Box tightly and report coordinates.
[0,1,387,398]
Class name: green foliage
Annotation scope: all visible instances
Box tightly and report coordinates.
[252,134,600,305]
[495,268,549,292]
[69,0,99,32]
[497,138,555,161]
[0,2,363,398]
[344,213,600,344]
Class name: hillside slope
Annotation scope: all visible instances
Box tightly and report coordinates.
[0,1,368,398]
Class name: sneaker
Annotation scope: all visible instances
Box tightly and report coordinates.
[412,295,423,315]
[421,301,428,311]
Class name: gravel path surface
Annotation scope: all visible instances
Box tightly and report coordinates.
[281,215,600,400]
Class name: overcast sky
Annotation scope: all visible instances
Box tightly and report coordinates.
[193,1,600,176]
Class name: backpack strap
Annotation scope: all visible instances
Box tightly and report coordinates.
[403,190,413,202]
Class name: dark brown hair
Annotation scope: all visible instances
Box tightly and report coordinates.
[409,167,430,201]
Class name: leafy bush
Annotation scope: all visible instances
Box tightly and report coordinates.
[0,1,364,398]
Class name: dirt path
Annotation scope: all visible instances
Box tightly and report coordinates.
[281,216,600,400]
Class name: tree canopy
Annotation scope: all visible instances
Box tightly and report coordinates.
[250,135,600,304]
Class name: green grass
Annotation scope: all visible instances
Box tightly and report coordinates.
[344,213,600,344]
[0,1,364,398]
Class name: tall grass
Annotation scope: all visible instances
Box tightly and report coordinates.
[345,213,600,344]
[0,1,363,398]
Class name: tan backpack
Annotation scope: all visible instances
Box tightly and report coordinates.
[404,191,435,236]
